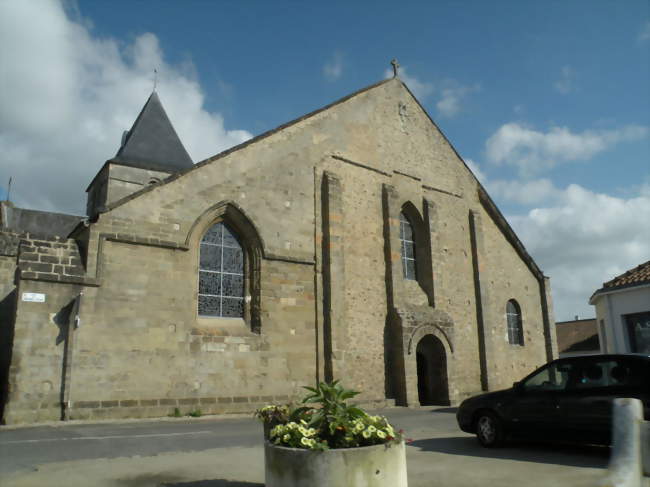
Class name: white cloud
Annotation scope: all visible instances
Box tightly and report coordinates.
[465,158,560,205]
[489,178,561,205]
[323,52,344,81]
[639,21,650,42]
[0,0,251,215]
[508,184,650,320]
[436,82,480,118]
[554,65,575,94]
[464,158,487,185]
[486,122,648,176]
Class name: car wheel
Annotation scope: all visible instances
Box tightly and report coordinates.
[475,411,504,447]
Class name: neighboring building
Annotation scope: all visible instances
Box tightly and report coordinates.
[590,261,650,354]
[0,77,557,425]
[555,317,600,357]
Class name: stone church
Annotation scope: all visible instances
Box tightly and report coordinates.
[0,76,557,424]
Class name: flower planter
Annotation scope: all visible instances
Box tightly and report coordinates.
[264,440,408,487]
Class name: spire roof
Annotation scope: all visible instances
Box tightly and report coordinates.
[113,91,193,172]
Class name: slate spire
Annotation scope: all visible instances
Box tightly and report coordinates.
[113,91,194,172]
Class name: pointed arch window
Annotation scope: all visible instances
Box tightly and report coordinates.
[198,222,244,318]
[506,299,524,346]
[399,212,417,280]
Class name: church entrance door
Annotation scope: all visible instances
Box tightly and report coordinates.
[416,334,449,405]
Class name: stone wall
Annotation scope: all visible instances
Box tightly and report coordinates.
[3,78,555,423]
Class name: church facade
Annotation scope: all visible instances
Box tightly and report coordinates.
[0,78,557,424]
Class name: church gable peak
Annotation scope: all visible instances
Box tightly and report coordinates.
[113,91,194,173]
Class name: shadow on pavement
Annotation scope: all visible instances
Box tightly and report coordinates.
[409,436,609,469]
[116,474,263,487]
[430,407,458,414]
[162,482,263,487]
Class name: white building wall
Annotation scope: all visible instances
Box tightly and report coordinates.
[593,284,650,353]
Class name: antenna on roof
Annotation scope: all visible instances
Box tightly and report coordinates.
[6,177,12,203]
[153,68,158,92]
[390,58,400,78]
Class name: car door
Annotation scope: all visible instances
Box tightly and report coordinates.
[557,356,650,443]
[507,361,570,437]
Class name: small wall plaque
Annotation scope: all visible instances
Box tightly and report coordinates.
[22,292,46,303]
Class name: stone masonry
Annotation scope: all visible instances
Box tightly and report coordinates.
[1,78,557,424]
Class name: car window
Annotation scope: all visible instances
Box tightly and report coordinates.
[522,363,572,392]
[566,358,647,390]
[609,359,647,387]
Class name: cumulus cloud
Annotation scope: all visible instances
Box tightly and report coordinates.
[486,123,648,176]
[508,184,650,320]
[554,65,575,94]
[466,158,560,205]
[464,157,650,319]
[323,52,344,81]
[436,82,480,118]
[0,0,251,215]
[489,178,561,205]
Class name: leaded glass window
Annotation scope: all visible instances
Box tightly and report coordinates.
[506,299,524,346]
[399,212,416,280]
[198,222,244,317]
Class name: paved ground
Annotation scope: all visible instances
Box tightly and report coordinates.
[0,407,610,486]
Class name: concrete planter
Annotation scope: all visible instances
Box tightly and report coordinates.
[264,440,408,487]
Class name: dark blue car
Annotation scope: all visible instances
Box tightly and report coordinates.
[456,354,650,447]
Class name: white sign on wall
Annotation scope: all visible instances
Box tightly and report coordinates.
[22,292,46,303]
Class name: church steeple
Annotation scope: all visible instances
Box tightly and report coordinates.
[86,91,194,217]
[113,91,193,172]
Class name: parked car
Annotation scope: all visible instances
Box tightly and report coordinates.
[456,354,650,447]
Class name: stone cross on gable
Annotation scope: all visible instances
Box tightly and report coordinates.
[391,58,400,78]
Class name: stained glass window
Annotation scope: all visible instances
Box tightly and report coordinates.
[199,222,244,317]
[399,212,417,280]
[506,300,524,346]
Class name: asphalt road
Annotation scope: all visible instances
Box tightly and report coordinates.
[0,407,610,487]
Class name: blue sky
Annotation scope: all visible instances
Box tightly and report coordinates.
[0,0,648,320]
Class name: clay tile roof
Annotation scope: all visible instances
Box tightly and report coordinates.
[603,260,650,289]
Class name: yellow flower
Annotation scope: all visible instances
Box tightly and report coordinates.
[362,429,371,438]
[283,434,291,442]
[367,425,376,433]
[377,431,386,439]
[300,437,310,446]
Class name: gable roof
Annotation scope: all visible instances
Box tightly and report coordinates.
[590,260,650,302]
[604,261,650,289]
[112,91,194,172]
[103,77,394,213]
[98,77,546,281]
[1,202,82,238]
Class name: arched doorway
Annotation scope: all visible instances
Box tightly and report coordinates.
[416,334,449,405]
